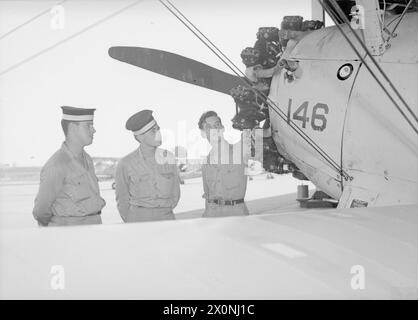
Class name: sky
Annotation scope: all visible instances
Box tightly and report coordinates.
[0,0,314,166]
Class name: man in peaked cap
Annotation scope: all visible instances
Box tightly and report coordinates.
[115,109,181,222]
[32,106,106,226]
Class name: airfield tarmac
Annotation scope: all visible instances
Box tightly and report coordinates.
[0,173,316,229]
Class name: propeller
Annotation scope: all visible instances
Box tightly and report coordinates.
[108,46,244,95]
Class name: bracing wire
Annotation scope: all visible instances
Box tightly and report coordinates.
[0,0,68,41]
[389,0,414,37]
[0,0,143,77]
[317,0,418,136]
[327,0,418,127]
[159,0,352,180]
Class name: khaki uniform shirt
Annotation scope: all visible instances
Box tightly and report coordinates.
[115,148,180,222]
[33,143,106,226]
[202,140,249,217]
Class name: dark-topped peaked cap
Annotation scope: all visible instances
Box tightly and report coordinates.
[125,109,156,135]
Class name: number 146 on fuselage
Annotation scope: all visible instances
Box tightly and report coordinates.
[286,99,329,132]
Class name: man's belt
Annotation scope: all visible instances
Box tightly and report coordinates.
[208,199,244,206]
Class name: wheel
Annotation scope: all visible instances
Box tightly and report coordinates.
[111,182,116,190]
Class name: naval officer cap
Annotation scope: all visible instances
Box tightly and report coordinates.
[61,106,96,121]
[126,109,157,136]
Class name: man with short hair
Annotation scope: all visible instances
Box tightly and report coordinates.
[115,109,180,222]
[32,106,106,226]
[198,111,249,217]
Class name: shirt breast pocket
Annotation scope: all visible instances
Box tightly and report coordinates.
[131,173,152,197]
[65,174,91,202]
[158,172,174,197]
[204,166,216,185]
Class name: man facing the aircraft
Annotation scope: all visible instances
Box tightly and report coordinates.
[198,111,250,217]
[115,109,181,222]
[33,106,106,226]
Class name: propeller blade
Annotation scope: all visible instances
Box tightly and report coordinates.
[108,46,244,95]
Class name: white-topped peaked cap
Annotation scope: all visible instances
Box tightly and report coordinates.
[61,106,96,121]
